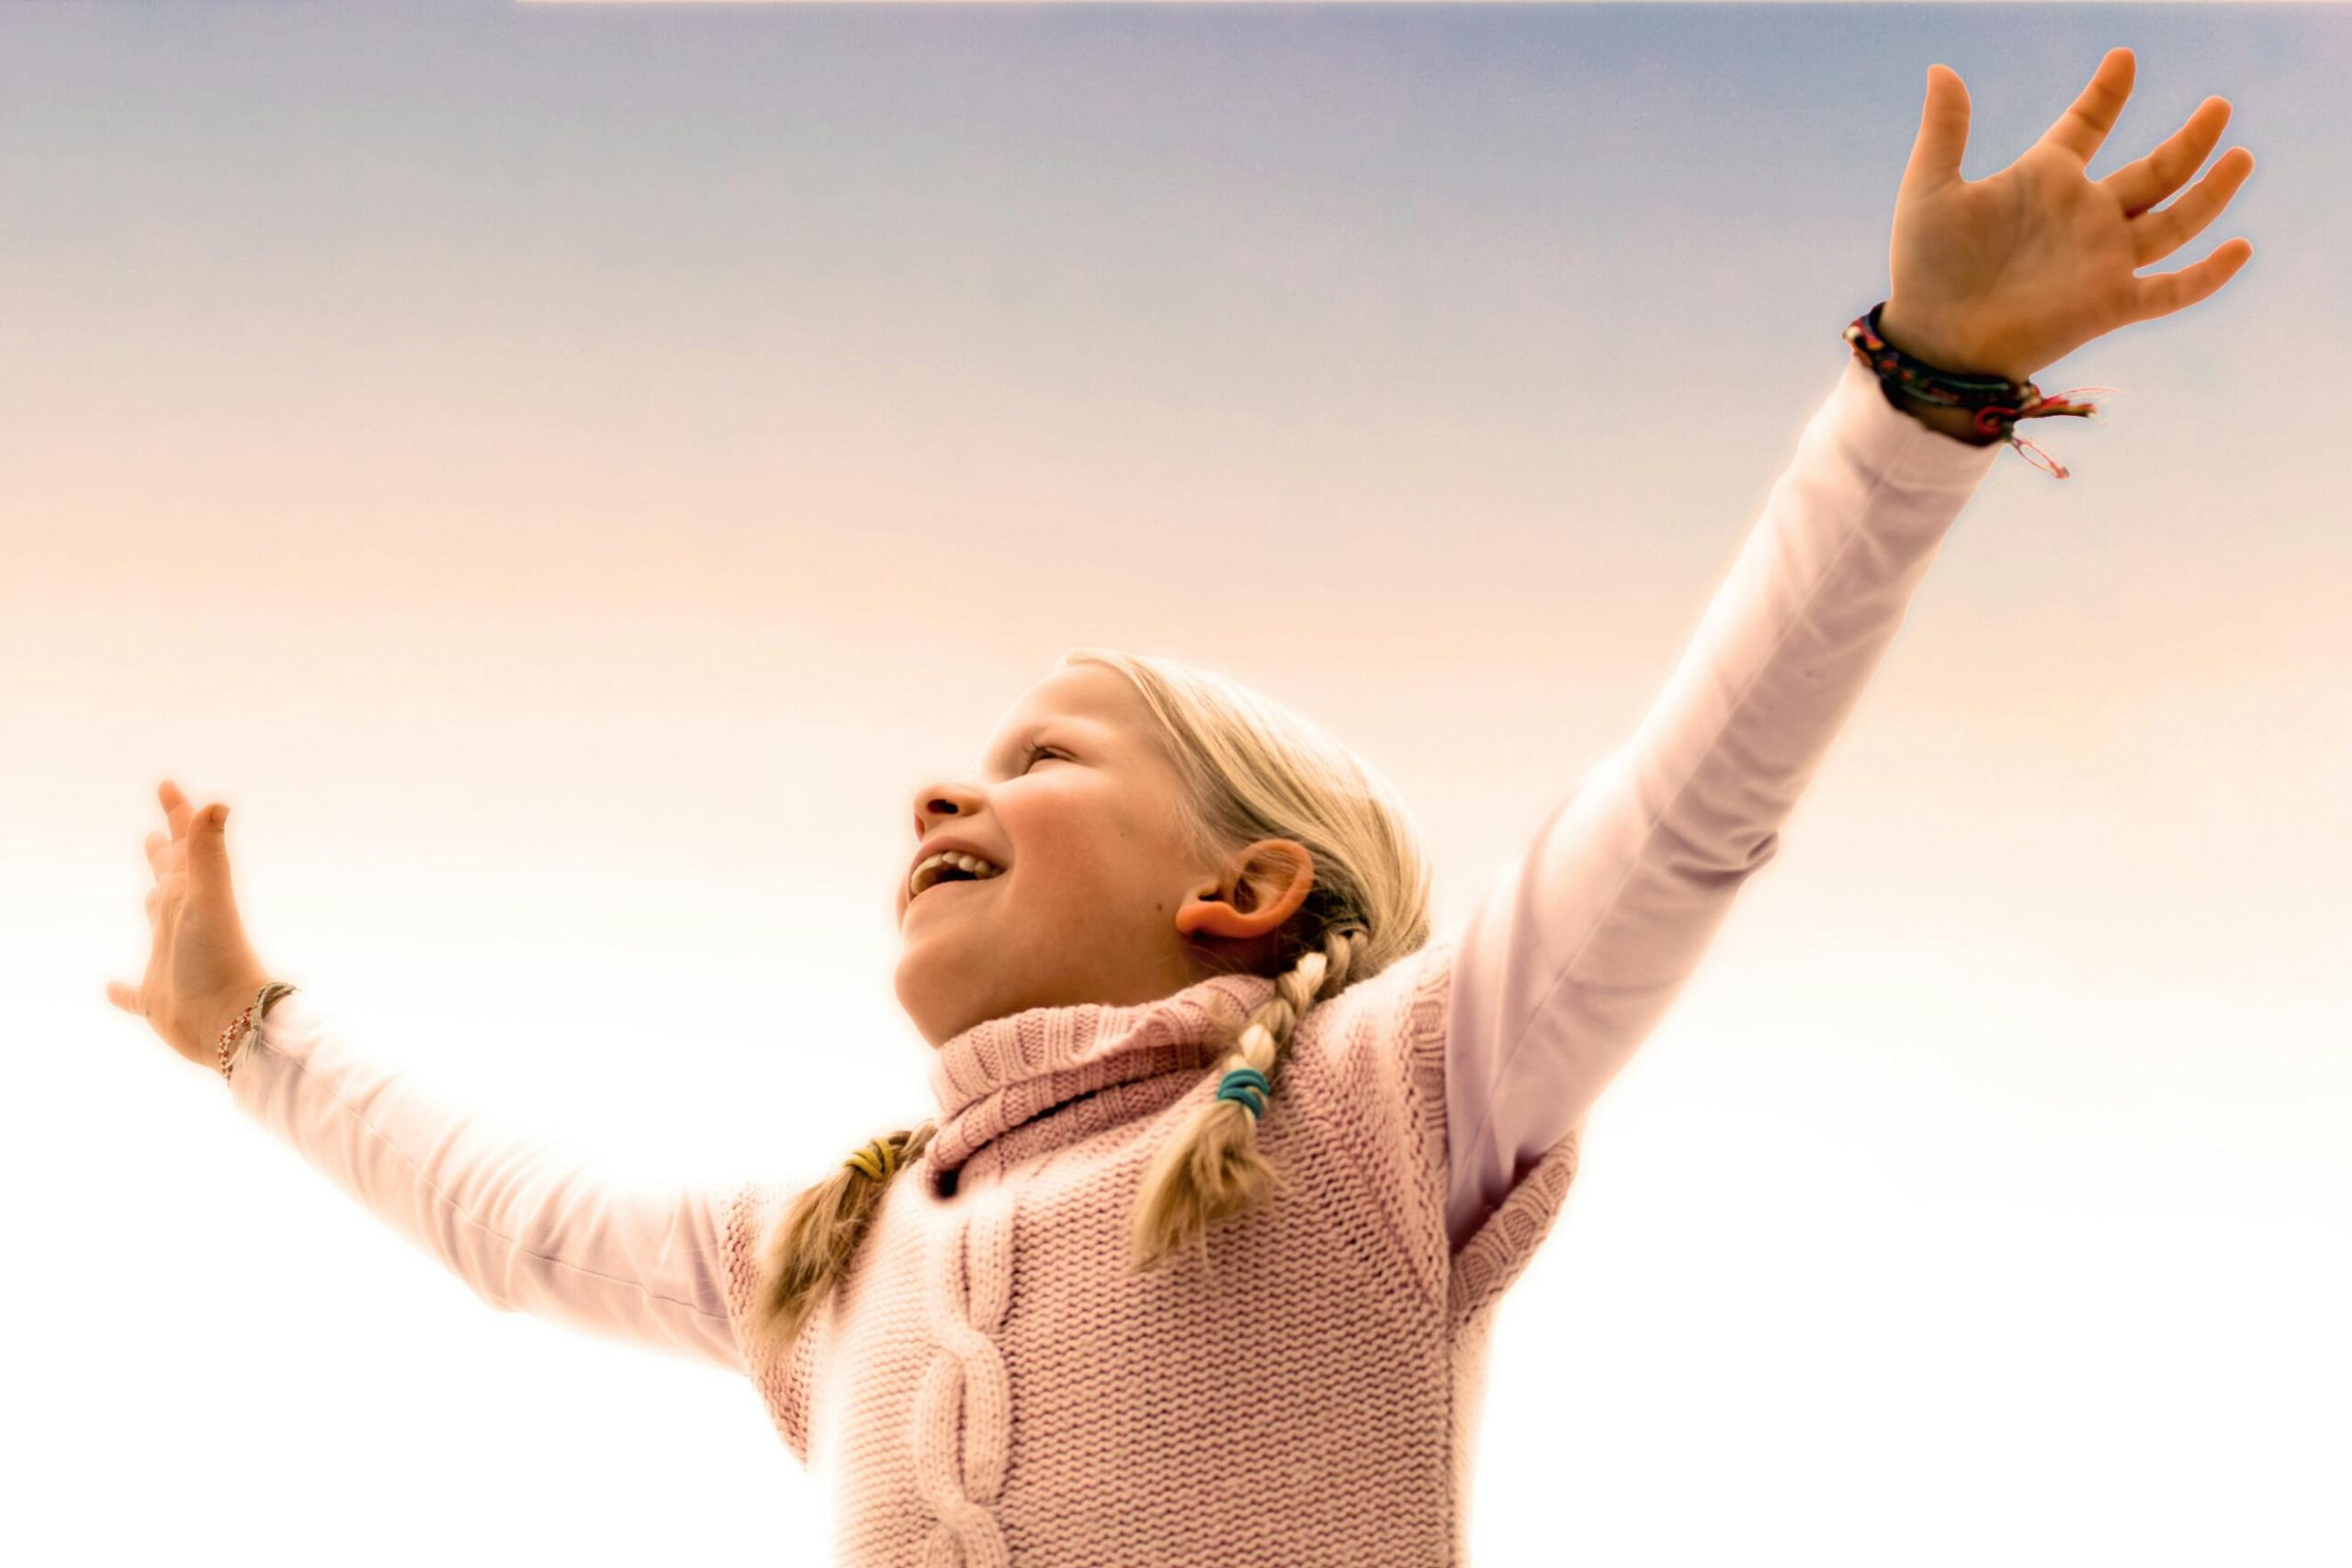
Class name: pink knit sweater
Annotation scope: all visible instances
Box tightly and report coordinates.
[226,350,2001,1564]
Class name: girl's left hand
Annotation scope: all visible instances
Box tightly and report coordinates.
[106,780,273,1072]
[1880,48,2256,385]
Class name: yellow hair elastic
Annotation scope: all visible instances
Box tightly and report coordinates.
[843,1137,903,1182]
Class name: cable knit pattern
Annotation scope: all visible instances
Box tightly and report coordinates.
[914,1187,1015,1566]
[718,935,1586,1567]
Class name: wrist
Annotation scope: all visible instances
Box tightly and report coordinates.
[1875,300,2038,386]
[208,975,286,1077]
[1876,301,1982,378]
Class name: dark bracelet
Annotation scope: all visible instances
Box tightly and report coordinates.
[1844,301,2114,479]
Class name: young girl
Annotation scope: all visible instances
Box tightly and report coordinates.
[110,51,2250,1568]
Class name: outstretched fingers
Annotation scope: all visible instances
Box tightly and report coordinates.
[2128,146,2256,267]
[2040,47,2136,167]
[160,778,194,844]
[2103,96,2233,218]
[2128,237,2255,327]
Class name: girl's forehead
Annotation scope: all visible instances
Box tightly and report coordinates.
[976,672,1150,773]
[1001,666,1134,732]
[984,705,1117,762]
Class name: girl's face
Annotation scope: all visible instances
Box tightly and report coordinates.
[893,663,1316,1050]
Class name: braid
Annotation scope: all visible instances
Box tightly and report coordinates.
[1126,922,1373,1279]
[748,1119,938,1358]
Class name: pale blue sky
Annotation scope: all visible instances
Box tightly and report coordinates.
[8,6,2345,1566]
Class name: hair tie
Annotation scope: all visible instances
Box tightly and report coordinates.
[842,1137,903,1181]
[1216,1066,1272,1119]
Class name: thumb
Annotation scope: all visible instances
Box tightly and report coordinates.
[1903,62,1971,194]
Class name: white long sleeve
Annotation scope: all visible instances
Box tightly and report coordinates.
[226,989,745,1374]
[1441,350,2006,1250]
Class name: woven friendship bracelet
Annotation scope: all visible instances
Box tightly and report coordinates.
[1844,300,2115,480]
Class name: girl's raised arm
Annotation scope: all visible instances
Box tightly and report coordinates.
[226,988,745,1374]
[1438,49,2255,1253]
[1439,347,2002,1251]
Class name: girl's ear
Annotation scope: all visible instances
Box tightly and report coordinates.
[1173,840,1315,941]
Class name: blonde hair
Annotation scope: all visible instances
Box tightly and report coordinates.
[746,647,1436,1355]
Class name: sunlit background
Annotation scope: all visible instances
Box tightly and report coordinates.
[6,2,2345,1564]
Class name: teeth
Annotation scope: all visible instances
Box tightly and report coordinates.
[910,850,1005,898]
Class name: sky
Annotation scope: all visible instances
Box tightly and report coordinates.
[5,3,2346,1565]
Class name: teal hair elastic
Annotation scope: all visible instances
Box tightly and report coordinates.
[1216,1066,1272,1118]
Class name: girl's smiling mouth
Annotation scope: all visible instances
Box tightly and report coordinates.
[908,866,1010,912]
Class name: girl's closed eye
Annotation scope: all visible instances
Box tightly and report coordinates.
[1023,745,1063,771]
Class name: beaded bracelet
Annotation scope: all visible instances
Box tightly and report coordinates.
[216,979,300,1084]
[1845,300,2117,480]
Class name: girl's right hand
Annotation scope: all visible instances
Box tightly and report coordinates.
[106,780,276,1072]
[1885,50,2254,386]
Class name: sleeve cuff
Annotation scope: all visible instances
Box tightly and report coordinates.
[1830,349,2009,494]
[228,986,329,1088]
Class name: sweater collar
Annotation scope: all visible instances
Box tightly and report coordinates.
[921,969,1279,1195]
